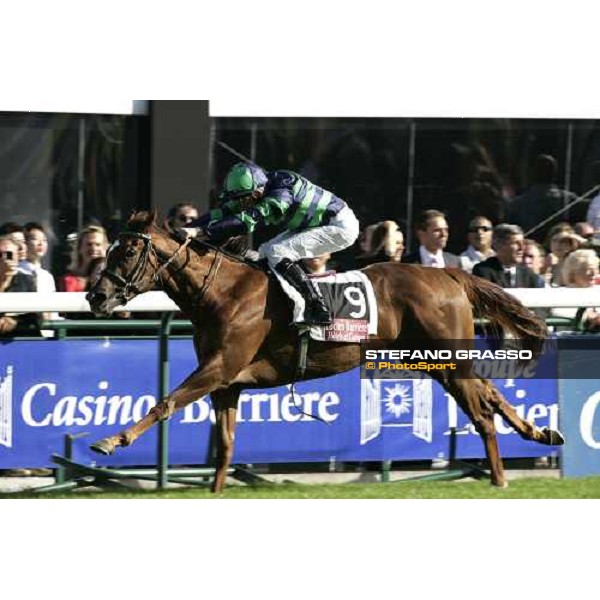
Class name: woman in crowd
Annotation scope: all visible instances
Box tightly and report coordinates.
[58,225,109,292]
[546,230,584,286]
[553,249,600,331]
[60,228,133,324]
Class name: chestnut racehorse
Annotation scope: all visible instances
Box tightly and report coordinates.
[86,211,564,492]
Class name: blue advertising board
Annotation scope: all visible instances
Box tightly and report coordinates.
[0,339,559,468]
[559,378,600,478]
[555,342,600,478]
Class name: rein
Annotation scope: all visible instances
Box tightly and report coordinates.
[193,237,264,271]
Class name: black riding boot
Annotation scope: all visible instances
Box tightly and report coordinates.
[275,259,332,326]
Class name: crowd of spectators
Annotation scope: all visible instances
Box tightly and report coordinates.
[2,152,600,339]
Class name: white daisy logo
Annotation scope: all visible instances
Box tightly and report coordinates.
[383,383,412,418]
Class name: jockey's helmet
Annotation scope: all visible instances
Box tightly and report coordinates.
[220,162,268,200]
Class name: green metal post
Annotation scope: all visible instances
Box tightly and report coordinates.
[157,312,174,489]
[381,460,391,483]
[56,434,74,484]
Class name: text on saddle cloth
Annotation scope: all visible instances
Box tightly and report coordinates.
[302,271,379,342]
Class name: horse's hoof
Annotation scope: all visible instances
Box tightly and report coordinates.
[491,481,509,489]
[542,427,565,446]
[90,439,115,456]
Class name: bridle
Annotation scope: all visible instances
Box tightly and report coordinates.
[100,231,211,303]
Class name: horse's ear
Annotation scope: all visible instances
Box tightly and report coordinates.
[162,215,173,233]
[145,209,158,231]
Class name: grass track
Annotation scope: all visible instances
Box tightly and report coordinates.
[3,476,600,499]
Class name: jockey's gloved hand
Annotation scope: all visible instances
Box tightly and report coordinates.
[173,227,206,240]
[183,227,202,238]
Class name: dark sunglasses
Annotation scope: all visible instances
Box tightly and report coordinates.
[468,226,492,233]
[176,215,196,224]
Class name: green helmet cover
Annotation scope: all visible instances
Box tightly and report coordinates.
[222,162,268,199]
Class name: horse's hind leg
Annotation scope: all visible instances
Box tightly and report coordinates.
[210,386,241,494]
[403,302,507,486]
[444,378,507,488]
[481,379,565,446]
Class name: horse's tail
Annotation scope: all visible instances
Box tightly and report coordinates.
[447,270,548,360]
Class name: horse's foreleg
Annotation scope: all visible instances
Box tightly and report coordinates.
[210,387,241,493]
[90,358,226,456]
[89,396,177,455]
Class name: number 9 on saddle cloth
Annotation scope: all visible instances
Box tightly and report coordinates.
[286,270,379,343]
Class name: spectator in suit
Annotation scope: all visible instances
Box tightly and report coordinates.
[473,224,542,288]
[403,209,462,268]
[459,216,495,273]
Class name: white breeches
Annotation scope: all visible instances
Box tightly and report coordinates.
[258,206,360,267]
[258,206,360,322]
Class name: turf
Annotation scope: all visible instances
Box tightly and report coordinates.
[3,476,600,499]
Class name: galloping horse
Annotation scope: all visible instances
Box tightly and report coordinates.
[86,211,564,492]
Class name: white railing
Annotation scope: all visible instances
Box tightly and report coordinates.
[0,291,177,313]
[0,288,598,313]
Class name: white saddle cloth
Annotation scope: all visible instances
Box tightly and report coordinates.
[274,269,379,342]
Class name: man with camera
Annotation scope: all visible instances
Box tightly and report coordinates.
[0,236,40,335]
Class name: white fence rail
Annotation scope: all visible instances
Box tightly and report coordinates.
[0,292,178,313]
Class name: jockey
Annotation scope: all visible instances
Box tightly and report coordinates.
[186,162,360,326]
